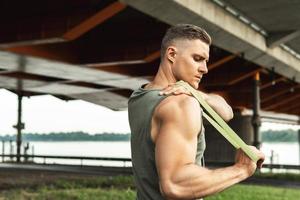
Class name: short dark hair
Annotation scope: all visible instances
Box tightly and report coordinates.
[161,24,212,58]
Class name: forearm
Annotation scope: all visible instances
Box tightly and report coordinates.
[200,92,233,121]
[162,164,248,199]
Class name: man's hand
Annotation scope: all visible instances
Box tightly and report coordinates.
[159,83,192,96]
[235,146,265,176]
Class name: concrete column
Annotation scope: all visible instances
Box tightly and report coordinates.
[9,140,13,161]
[204,110,253,163]
[252,72,261,149]
[16,94,23,162]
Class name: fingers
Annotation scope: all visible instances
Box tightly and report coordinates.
[248,145,265,169]
[159,85,174,95]
[257,158,264,169]
[257,151,265,169]
[159,84,191,96]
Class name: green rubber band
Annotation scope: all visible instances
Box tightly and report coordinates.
[176,80,259,162]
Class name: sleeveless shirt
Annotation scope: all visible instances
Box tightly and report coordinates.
[128,86,206,200]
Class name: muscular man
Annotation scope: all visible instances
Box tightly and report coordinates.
[128,24,264,200]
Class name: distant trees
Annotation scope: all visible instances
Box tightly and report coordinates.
[261,129,298,142]
[0,129,298,142]
[0,131,130,141]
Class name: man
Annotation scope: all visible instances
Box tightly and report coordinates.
[128,24,264,200]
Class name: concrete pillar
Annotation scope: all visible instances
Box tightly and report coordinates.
[252,72,261,149]
[15,94,23,162]
[9,140,13,161]
[204,110,254,163]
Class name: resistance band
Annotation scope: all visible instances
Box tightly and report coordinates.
[175,80,259,162]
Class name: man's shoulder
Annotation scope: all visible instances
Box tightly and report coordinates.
[161,94,199,107]
[155,94,201,120]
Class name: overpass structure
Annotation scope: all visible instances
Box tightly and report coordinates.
[0,0,299,162]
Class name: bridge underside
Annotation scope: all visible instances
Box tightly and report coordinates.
[0,0,299,118]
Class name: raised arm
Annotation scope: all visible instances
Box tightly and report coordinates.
[199,91,233,121]
[154,95,263,199]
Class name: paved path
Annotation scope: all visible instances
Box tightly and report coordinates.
[0,163,132,176]
[1,163,299,189]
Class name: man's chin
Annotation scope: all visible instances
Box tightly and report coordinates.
[181,80,200,89]
[190,81,200,89]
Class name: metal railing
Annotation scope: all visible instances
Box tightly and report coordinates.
[1,154,300,171]
[205,161,300,171]
[1,154,131,167]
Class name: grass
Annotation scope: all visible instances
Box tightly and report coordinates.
[206,184,299,200]
[254,172,300,182]
[0,174,299,200]
[2,188,136,200]
[0,175,136,200]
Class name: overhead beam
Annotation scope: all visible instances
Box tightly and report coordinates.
[0,72,66,82]
[144,50,161,62]
[222,90,253,108]
[85,60,145,68]
[277,100,300,113]
[63,2,126,40]
[276,99,300,116]
[204,72,269,92]
[0,38,66,49]
[53,95,76,101]
[6,45,79,63]
[203,65,261,87]
[63,81,113,90]
[8,89,45,97]
[85,50,161,69]
[267,30,300,48]
[0,71,117,91]
[1,2,126,48]
[0,69,16,74]
[0,51,146,88]
[260,76,286,90]
[228,68,261,85]
[95,61,159,77]
[261,84,300,103]
[289,108,300,116]
[264,93,300,110]
[0,51,154,93]
[7,37,161,66]
[208,54,239,70]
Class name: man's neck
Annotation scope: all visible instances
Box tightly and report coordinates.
[146,62,177,89]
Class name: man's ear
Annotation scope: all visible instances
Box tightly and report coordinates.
[166,46,177,63]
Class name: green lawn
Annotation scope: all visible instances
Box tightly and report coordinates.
[2,188,136,200]
[0,175,299,200]
[206,184,299,200]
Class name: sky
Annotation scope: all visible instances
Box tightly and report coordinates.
[0,89,130,135]
[0,89,299,135]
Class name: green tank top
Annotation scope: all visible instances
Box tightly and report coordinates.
[128,86,206,200]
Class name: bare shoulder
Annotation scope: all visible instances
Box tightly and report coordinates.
[155,94,202,130]
[158,94,199,114]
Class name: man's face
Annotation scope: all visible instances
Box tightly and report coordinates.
[170,39,209,89]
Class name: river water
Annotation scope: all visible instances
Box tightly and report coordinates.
[1,141,299,167]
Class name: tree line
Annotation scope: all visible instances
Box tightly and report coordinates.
[0,131,130,141]
[261,129,298,142]
[0,129,298,142]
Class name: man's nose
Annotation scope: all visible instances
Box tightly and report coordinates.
[199,62,208,74]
